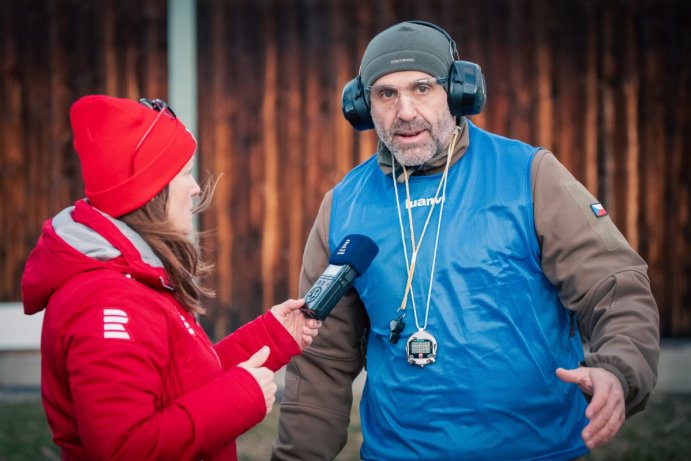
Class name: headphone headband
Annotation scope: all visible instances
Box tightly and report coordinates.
[404,20,459,60]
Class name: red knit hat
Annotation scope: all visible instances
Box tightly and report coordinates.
[70,95,197,217]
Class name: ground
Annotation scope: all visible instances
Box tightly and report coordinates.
[1,391,689,460]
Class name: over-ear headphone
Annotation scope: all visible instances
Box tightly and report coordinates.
[341,20,487,131]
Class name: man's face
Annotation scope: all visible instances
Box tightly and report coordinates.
[369,70,456,166]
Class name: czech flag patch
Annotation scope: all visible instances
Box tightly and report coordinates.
[590,203,608,217]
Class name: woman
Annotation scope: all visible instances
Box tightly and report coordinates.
[21,95,320,460]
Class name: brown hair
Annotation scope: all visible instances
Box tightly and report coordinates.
[120,175,218,313]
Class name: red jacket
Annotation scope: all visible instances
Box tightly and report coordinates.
[22,199,300,460]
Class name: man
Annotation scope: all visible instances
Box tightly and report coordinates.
[273,21,659,460]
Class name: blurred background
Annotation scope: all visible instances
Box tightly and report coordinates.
[0,0,689,459]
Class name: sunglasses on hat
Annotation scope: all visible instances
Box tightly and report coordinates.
[134,98,177,153]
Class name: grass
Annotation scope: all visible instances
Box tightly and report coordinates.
[0,398,59,461]
[1,391,689,460]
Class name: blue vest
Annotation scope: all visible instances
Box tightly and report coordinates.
[330,121,589,460]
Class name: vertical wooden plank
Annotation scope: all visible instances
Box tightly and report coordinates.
[599,2,616,215]
[276,0,306,297]
[623,2,640,249]
[262,2,279,307]
[355,0,378,163]
[123,2,139,97]
[238,1,265,324]
[104,0,117,96]
[606,1,629,231]
[663,0,690,335]
[142,0,165,98]
[21,3,42,289]
[638,1,668,332]
[373,0,397,30]
[457,0,488,130]
[333,0,356,180]
[302,3,326,222]
[0,1,25,298]
[22,4,40,232]
[508,0,535,143]
[65,2,95,98]
[583,0,599,196]
[48,0,73,224]
[554,0,587,176]
[199,0,234,337]
[21,3,49,297]
[534,0,554,148]
[411,0,443,26]
[484,0,511,136]
[678,0,691,334]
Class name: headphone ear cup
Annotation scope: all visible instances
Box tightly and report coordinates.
[447,61,487,116]
[342,77,374,131]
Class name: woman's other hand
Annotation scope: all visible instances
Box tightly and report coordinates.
[237,346,276,415]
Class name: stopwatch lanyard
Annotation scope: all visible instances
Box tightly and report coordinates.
[392,127,460,330]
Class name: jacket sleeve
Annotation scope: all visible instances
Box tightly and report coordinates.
[532,150,660,416]
[272,190,368,460]
[61,279,267,460]
[213,310,302,372]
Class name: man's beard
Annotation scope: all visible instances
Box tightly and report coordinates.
[374,115,455,167]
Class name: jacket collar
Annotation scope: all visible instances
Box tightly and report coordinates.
[22,199,171,315]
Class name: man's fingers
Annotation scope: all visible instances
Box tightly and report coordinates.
[571,367,626,449]
[556,367,593,393]
[306,318,322,329]
[557,366,626,449]
[582,391,613,442]
[556,367,582,383]
[584,378,610,419]
[303,324,320,336]
[583,400,625,448]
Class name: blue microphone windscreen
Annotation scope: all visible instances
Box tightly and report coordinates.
[328,234,379,275]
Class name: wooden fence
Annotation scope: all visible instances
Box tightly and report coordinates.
[1,0,689,337]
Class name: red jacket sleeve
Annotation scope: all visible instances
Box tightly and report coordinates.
[213,311,302,371]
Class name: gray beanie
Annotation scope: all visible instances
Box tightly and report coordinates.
[360,22,454,88]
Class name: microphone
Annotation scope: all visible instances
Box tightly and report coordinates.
[300,234,379,321]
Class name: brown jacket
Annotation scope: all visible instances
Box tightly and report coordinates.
[272,119,660,460]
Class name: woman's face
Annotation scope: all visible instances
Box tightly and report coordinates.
[167,156,200,235]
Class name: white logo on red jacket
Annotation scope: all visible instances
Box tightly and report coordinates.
[179,314,196,336]
[103,308,131,340]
